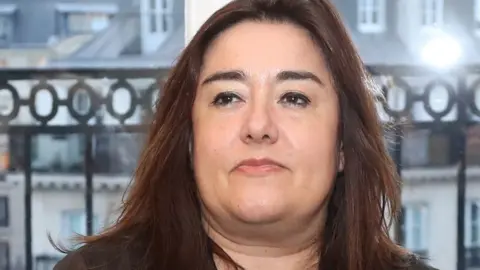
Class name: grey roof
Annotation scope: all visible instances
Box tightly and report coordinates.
[47,24,184,68]
[0,0,184,67]
[66,13,140,59]
[343,23,415,65]
[150,23,184,63]
[354,36,414,65]
[3,0,480,68]
[47,2,185,68]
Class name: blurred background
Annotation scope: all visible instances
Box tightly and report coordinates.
[0,0,477,269]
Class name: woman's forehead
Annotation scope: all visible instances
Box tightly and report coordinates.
[200,21,330,83]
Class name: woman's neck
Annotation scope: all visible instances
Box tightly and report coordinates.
[213,244,319,270]
[208,225,320,270]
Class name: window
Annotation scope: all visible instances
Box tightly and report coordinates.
[401,129,452,167]
[0,16,12,44]
[147,0,173,33]
[357,0,386,33]
[401,130,429,166]
[466,201,480,247]
[400,204,429,256]
[66,13,110,34]
[421,0,443,28]
[0,242,9,270]
[0,5,16,46]
[475,0,480,35]
[55,3,118,36]
[61,210,101,240]
[466,201,480,267]
[0,197,8,227]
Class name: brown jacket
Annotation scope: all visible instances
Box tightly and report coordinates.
[53,241,439,270]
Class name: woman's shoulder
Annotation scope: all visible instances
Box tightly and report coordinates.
[53,239,139,270]
[409,261,438,270]
[405,254,439,270]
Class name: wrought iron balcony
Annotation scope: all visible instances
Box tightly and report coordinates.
[466,247,480,268]
[0,65,479,270]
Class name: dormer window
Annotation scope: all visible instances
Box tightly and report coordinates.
[475,0,480,36]
[421,0,443,28]
[0,5,17,47]
[55,3,118,36]
[140,0,174,53]
[358,0,386,34]
[146,0,173,34]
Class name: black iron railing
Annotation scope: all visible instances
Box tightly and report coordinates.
[34,255,62,270]
[0,68,166,270]
[466,247,480,268]
[1,65,479,270]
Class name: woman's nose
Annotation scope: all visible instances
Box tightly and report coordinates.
[240,99,279,145]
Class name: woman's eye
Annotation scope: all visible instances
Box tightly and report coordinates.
[279,92,311,108]
[211,92,242,107]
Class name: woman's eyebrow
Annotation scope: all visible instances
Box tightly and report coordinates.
[201,70,246,85]
[276,70,324,86]
[200,69,323,86]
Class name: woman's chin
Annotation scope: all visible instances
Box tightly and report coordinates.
[228,192,289,224]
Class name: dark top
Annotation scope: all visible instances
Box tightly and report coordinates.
[53,241,439,270]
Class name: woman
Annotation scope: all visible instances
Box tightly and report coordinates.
[54,0,436,269]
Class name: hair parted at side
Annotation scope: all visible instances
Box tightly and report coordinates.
[66,0,407,269]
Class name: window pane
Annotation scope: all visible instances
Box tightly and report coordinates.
[162,15,168,32]
[473,203,478,222]
[403,204,428,253]
[422,0,428,25]
[476,0,480,29]
[413,208,421,225]
[150,0,156,10]
[0,197,8,227]
[360,11,367,23]
[372,10,378,24]
[473,224,478,244]
[413,226,422,249]
[150,14,157,33]
[0,242,9,270]
[67,13,110,34]
[0,16,12,43]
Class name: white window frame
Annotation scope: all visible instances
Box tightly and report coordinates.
[421,0,443,28]
[402,203,429,253]
[475,0,480,36]
[357,0,386,33]
[145,0,173,34]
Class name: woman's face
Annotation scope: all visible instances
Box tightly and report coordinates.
[192,21,342,229]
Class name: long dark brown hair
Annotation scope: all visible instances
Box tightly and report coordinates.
[67,0,408,269]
